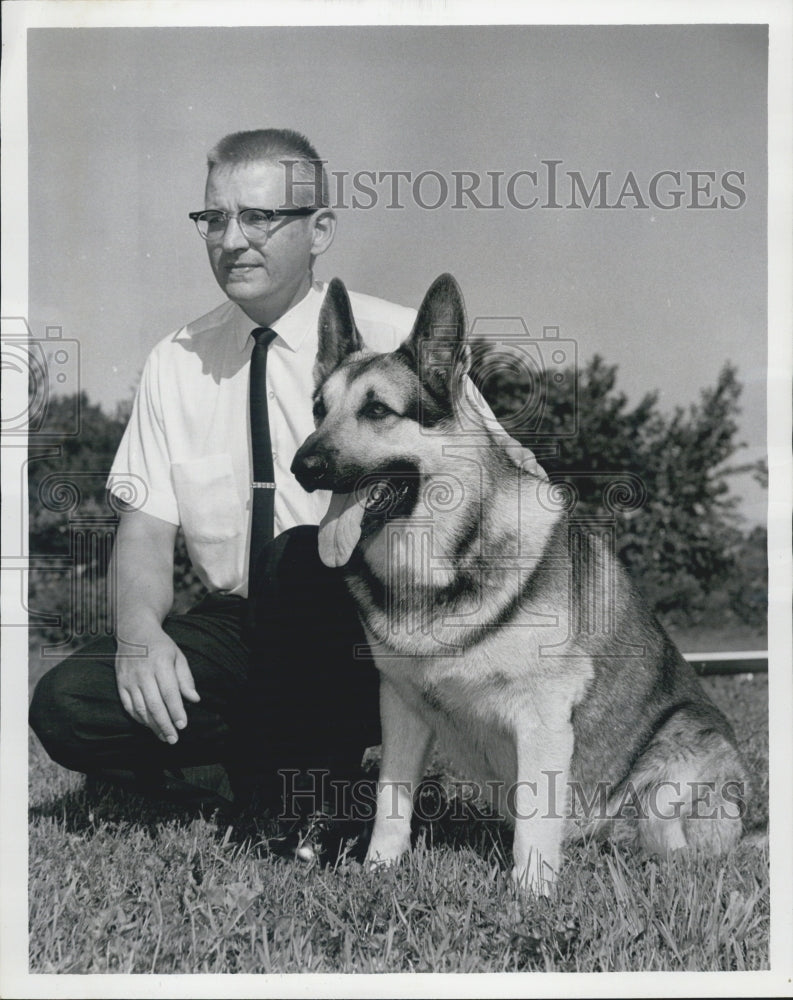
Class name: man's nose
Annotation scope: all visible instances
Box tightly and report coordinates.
[220,215,250,252]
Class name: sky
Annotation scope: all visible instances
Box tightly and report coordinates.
[25,23,768,522]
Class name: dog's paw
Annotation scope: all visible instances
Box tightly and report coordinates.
[365,853,398,873]
[365,838,409,872]
[365,848,403,871]
[511,859,557,896]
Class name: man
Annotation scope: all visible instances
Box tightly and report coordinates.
[29,129,417,810]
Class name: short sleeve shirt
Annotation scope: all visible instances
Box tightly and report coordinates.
[107,282,417,597]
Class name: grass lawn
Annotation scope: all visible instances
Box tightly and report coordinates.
[27,659,769,975]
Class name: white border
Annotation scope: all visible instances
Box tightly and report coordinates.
[2,1,791,997]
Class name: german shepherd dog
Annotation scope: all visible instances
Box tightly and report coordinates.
[291,274,748,893]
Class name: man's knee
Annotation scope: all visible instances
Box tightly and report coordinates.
[30,663,75,768]
[29,650,120,772]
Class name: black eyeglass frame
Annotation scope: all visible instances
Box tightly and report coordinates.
[188,207,319,241]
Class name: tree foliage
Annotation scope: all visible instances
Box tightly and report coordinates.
[27,393,204,644]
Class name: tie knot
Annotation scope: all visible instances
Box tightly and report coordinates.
[252,327,278,349]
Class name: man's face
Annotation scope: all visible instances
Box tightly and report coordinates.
[204,160,332,325]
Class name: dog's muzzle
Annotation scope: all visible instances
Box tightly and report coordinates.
[293,446,421,519]
[291,447,331,492]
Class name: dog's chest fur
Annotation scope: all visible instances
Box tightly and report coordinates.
[369,624,594,801]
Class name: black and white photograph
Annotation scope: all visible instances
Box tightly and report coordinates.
[1,1,791,996]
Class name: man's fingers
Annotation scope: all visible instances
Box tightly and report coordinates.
[138,678,179,744]
[156,670,188,732]
[121,685,150,731]
[130,688,153,731]
[174,652,201,704]
[118,686,136,721]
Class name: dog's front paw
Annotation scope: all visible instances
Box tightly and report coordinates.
[365,852,398,872]
[511,856,557,896]
[365,834,410,871]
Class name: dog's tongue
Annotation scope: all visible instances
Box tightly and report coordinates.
[318,489,367,568]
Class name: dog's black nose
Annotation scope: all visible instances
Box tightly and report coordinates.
[291,450,328,492]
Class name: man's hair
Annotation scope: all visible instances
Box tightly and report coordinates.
[207,129,328,207]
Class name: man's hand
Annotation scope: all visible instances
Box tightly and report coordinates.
[115,626,200,744]
[110,507,199,743]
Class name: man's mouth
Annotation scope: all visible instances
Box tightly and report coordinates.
[226,263,260,273]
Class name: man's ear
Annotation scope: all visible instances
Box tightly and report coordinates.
[315,278,364,384]
[309,208,337,259]
[400,273,470,417]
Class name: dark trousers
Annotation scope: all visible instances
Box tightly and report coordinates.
[29,526,381,802]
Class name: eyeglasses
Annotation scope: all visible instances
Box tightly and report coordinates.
[188,207,317,242]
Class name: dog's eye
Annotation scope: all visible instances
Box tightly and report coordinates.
[312,397,327,422]
[361,400,393,420]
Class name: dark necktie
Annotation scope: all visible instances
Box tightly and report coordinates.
[248,327,278,586]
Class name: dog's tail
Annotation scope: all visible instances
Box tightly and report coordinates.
[741,825,769,849]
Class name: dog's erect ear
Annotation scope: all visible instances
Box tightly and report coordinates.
[315,278,364,385]
[400,273,470,418]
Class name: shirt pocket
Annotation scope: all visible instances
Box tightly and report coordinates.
[172,454,245,590]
